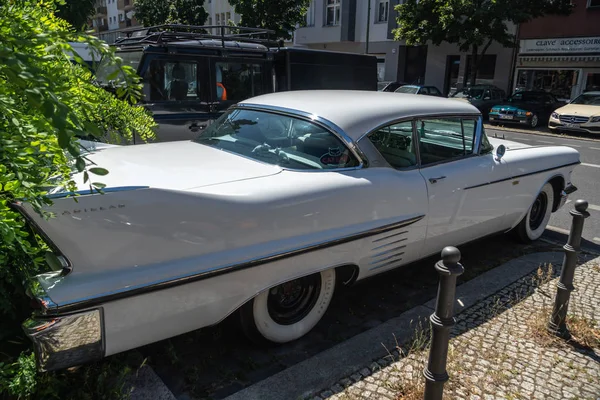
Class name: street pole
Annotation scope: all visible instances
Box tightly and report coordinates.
[365,0,371,54]
[423,247,464,400]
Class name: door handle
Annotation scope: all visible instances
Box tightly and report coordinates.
[188,123,205,132]
[428,176,446,184]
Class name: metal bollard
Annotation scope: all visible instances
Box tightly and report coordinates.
[547,199,589,338]
[423,247,464,400]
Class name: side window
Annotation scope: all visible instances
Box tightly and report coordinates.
[416,118,476,165]
[143,60,199,102]
[430,87,442,96]
[492,90,501,100]
[480,126,494,154]
[368,121,417,168]
[483,89,491,100]
[215,62,266,103]
[419,87,429,95]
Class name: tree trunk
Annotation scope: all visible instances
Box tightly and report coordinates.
[470,44,478,87]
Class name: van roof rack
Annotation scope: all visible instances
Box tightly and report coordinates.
[114,24,282,49]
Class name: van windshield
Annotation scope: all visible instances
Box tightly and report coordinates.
[95,51,143,84]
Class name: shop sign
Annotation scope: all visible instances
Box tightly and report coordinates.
[520,37,600,54]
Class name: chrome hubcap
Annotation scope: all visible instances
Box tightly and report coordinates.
[529,192,548,230]
[267,274,321,325]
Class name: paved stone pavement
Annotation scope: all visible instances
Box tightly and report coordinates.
[310,255,600,400]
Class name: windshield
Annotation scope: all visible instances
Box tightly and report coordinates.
[95,50,143,84]
[452,88,485,100]
[395,86,419,94]
[194,109,360,170]
[509,92,544,103]
[570,93,600,105]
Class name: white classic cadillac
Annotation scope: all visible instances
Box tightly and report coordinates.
[16,91,579,371]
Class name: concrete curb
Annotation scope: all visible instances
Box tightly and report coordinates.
[225,251,566,400]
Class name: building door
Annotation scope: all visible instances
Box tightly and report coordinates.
[404,45,428,84]
[583,69,600,92]
[444,55,461,95]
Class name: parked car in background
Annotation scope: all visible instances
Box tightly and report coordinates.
[548,91,600,135]
[16,91,579,372]
[378,81,407,92]
[450,85,506,117]
[489,91,564,129]
[394,85,444,97]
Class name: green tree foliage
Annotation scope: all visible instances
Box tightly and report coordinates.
[229,0,311,40]
[134,0,208,27]
[55,0,96,31]
[393,0,572,86]
[0,0,156,396]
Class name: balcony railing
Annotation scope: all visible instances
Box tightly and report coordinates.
[95,6,107,16]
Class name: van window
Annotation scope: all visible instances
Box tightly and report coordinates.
[215,62,266,103]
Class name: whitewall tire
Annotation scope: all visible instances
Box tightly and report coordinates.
[515,182,554,243]
[240,269,336,344]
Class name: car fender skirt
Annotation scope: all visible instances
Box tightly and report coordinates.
[32,214,425,316]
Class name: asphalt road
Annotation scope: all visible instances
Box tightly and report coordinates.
[486,126,600,249]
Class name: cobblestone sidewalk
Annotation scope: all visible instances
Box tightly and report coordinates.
[310,255,600,400]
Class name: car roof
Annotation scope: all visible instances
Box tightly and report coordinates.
[240,90,480,141]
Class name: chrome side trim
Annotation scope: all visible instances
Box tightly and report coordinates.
[464,161,581,190]
[234,103,367,170]
[47,214,425,314]
[46,186,150,199]
[23,308,104,372]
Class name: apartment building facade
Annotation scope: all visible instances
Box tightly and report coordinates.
[513,0,600,100]
[294,0,516,95]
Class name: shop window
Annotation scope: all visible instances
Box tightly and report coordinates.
[588,0,600,7]
[585,73,600,92]
[515,69,579,101]
[465,55,497,86]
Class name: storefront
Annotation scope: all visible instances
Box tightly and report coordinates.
[513,36,600,101]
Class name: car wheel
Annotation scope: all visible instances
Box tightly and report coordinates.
[514,182,554,243]
[240,269,336,344]
[529,114,539,129]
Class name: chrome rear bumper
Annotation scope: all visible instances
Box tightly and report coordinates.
[23,309,104,372]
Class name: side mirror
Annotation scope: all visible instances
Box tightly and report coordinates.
[495,144,506,161]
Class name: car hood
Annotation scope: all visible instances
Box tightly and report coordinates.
[488,137,531,150]
[66,141,282,192]
[554,103,600,117]
[492,103,534,111]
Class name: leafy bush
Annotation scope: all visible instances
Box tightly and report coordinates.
[0,0,156,398]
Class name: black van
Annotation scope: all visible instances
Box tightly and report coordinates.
[95,25,378,144]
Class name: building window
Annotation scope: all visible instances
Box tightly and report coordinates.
[377,0,389,23]
[306,0,315,26]
[325,0,341,26]
[119,13,124,22]
[221,12,225,24]
[208,16,212,25]
[226,12,231,22]
[215,14,220,25]
[464,55,497,86]
[588,0,600,7]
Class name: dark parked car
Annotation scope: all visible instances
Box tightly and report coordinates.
[449,85,506,117]
[489,91,565,129]
[394,85,444,97]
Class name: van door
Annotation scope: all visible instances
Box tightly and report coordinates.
[138,55,211,143]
